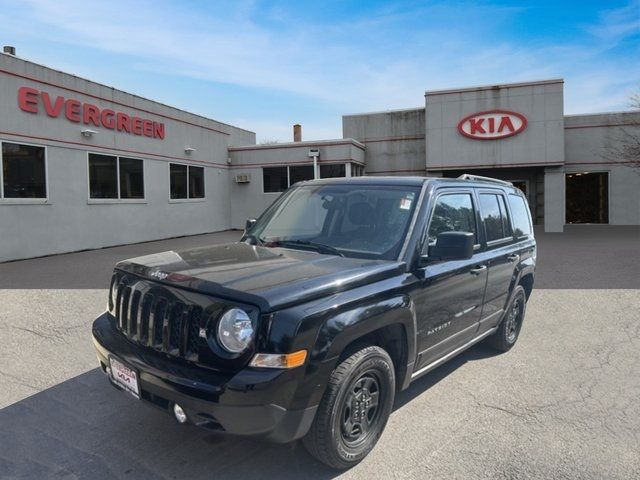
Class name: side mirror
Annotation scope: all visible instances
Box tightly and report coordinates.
[428,231,474,261]
[245,218,257,233]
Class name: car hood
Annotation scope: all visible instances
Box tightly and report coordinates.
[115,242,405,312]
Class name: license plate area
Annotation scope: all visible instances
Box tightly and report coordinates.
[109,356,140,399]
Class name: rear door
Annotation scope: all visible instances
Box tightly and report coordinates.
[475,190,519,331]
[412,189,488,371]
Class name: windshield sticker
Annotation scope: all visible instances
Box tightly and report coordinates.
[399,197,412,210]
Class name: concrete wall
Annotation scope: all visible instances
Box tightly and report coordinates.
[0,53,254,262]
[425,80,565,170]
[564,112,640,225]
[342,108,425,175]
[228,140,365,228]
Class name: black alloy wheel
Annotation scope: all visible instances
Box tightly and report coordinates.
[487,284,527,352]
[303,346,395,469]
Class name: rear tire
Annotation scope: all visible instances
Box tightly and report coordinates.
[302,346,395,469]
[487,285,527,352]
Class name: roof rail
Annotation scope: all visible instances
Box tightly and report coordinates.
[457,174,513,186]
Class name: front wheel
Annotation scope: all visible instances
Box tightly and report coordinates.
[302,346,395,469]
[487,285,527,352]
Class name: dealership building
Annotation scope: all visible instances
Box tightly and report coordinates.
[1,49,638,262]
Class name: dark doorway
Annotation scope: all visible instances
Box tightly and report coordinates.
[566,172,609,224]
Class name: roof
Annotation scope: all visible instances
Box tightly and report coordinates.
[296,175,522,190]
[425,78,564,96]
[228,138,365,151]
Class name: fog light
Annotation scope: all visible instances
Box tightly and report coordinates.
[173,404,188,424]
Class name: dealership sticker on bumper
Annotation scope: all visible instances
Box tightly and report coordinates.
[109,357,140,399]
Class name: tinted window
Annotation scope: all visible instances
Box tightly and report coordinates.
[2,142,46,198]
[119,157,144,199]
[170,164,188,199]
[189,166,205,198]
[480,193,510,242]
[89,154,118,199]
[508,194,532,237]
[289,165,314,185]
[427,193,476,247]
[320,164,346,178]
[498,195,512,237]
[263,167,288,193]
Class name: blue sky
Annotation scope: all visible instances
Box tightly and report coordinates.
[1,0,638,142]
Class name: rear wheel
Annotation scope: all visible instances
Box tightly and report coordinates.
[487,285,527,352]
[302,346,395,469]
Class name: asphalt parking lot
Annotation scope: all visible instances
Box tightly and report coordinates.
[0,226,638,479]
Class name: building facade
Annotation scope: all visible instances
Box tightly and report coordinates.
[1,52,638,262]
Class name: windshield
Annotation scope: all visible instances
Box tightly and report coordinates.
[249,183,422,260]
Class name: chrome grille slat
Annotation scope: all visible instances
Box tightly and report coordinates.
[128,290,141,339]
[112,275,211,365]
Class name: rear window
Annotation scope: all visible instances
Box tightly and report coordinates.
[508,194,533,237]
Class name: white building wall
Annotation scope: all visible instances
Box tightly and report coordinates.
[0,53,254,262]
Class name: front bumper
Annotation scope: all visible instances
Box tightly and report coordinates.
[92,312,317,443]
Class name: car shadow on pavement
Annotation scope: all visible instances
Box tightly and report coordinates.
[0,345,495,480]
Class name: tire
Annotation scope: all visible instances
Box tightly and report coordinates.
[487,285,527,352]
[302,346,395,469]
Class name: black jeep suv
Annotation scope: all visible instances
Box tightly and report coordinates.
[92,175,535,469]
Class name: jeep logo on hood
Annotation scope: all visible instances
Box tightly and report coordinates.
[457,110,527,140]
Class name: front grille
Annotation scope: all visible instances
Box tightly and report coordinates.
[111,273,206,363]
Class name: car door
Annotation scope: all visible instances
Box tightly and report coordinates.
[412,189,489,371]
[474,190,519,332]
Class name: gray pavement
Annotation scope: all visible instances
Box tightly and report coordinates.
[0,227,639,479]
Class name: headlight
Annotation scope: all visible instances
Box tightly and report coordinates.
[216,308,254,353]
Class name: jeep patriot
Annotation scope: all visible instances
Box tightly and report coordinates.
[92,174,536,468]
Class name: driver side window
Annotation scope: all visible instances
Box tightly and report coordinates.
[425,193,477,253]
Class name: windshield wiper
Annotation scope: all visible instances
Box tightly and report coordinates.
[276,239,345,257]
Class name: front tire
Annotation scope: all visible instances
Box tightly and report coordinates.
[302,346,395,469]
[487,285,527,352]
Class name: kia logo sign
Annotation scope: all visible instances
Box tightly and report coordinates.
[457,110,527,140]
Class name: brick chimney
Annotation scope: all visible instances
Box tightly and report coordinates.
[293,124,302,142]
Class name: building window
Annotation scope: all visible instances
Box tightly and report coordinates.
[189,166,205,199]
[351,164,365,177]
[289,165,314,185]
[479,193,512,242]
[262,163,348,193]
[170,163,205,199]
[320,164,346,179]
[566,172,608,224]
[88,153,144,200]
[263,166,289,193]
[1,142,47,199]
[119,157,145,199]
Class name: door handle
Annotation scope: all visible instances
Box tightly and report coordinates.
[507,254,519,262]
[470,265,487,275]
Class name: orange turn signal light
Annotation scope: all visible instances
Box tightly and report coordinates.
[249,350,308,369]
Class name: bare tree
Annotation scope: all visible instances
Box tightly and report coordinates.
[603,89,640,168]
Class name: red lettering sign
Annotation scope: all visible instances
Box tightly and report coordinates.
[457,110,527,140]
[17,87,165,140]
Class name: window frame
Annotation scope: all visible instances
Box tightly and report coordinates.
[168,162,207,203]
[0,140,49,205]
[477,189,514,248]
[87,152,146,204]
[422,188,481,256]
